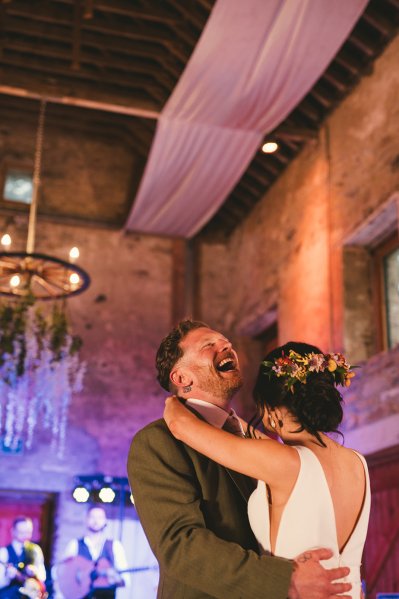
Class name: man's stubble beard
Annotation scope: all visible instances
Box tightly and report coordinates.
[195,366,243,401]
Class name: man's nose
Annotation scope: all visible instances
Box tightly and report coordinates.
[219,339,232,352]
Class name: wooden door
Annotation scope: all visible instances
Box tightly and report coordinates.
[364,445,399,596]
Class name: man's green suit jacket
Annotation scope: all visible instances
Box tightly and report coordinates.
[127,418,293,598]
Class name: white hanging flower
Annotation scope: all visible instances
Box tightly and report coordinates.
[0,299,85,456]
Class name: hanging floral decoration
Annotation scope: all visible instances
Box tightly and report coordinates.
[0,297,85,456]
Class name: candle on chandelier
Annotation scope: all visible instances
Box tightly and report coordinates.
[69,273,80,286]
[1,234,12,248]
[69,246,80,261]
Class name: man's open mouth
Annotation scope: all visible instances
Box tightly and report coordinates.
[216,357,236,372]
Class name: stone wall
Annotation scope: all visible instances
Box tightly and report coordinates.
[198,35,399,443]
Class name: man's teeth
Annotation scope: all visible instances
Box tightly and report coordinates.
[217,358,235,371]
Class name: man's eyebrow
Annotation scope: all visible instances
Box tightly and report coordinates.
[200,336,229,345]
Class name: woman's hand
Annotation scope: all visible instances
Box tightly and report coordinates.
[164,396,194,439]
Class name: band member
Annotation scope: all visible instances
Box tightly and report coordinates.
[59,506,129,599]
[0,516,46,599]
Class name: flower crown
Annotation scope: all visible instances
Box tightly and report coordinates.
[262,350,356,392]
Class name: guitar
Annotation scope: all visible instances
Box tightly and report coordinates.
[55,555,157,599]
[0,562,47,599]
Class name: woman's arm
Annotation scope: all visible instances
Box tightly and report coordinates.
[164,397,299,489]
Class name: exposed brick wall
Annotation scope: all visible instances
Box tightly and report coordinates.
[198,36,399,435]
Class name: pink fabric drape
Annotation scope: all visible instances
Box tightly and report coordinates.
[126,0,368,238]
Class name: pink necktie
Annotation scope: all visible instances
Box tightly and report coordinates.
[223,413,244,437]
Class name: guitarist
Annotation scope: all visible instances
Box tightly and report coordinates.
[59,506,129,599]
[0,517,46,599]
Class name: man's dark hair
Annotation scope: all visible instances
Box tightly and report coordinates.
[250,341,344,447]
[156,319,209,391]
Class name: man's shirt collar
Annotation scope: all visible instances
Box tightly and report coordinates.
[185,398,231,429]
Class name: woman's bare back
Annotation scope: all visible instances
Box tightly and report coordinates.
[268,440,367,555]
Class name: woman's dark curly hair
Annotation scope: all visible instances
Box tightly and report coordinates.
[249,341,344,446]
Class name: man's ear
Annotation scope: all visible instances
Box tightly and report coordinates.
[170,367,192,390]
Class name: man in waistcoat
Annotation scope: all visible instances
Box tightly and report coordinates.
[0,516,46,598]
[61,506,129,599]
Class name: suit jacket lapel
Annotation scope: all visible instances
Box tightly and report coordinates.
[182,402,257,503]
[225,468,257,502]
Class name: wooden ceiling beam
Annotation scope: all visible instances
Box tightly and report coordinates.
[321,70,349,94]
[232,187,260,210]
[275,125,317,142]
[3,39,176,88]
[238,178,263,201]
[279,138,300,153]
[333,51,364,76]
[3,16,183,76]
[347,33,376,57]
[6,3,193,62]
[166,0,211,31]
[72,0,83,69]
[0,83,161,119]
[0,53,170,103]
[0,3,6,59]
[260,159,280,178]
[217,200,247,223]
[245,168,272,191]
[54,0,183,25]
[290,98,321,124]
[271,151,290,167]
[246,164,273,188]
[362,9,396,37]
[308,87,334,109]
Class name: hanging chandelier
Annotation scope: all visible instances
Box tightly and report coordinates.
[0,99,90,298]
[0,99,90,456]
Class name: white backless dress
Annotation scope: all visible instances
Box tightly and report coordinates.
[247,445,371,599]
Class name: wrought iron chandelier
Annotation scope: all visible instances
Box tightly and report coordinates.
[0,99,90,299]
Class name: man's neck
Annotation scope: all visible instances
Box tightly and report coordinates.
[86,531,105,544]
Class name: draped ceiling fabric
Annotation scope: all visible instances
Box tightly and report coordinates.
[126,0,368,238]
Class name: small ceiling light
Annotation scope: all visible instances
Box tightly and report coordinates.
[130,493,135,505]
[99,487,116,503]
[69,273,80,285]
[262,141,278,154]
[69,247,80,260]
[10,274,21,288]
[72,486,90,503]
[1,234,12,248]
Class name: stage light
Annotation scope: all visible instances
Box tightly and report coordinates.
[72,486,90,503]
[72,474,134,506]
[99,486,116,503]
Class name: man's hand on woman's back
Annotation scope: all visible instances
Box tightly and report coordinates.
[288,548,352,599]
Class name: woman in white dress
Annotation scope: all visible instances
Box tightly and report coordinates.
[163,342,370,599]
